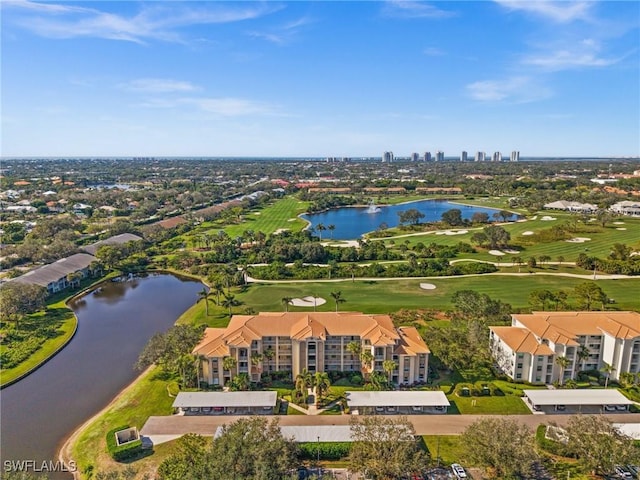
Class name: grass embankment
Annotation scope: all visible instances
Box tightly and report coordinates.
[238,276,640,313]
[0,300,77,387]
[69,367,178,478]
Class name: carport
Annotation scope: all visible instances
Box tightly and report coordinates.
[345,391,450,415]
[172,391,277,415]
[523,389,634,414]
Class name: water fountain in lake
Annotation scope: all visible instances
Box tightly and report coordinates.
[366,200,381,214]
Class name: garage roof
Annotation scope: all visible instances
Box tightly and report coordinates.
[345,391,450,407]
[172,391,277,408]
[524,389,633,406]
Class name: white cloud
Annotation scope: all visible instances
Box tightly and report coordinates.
[493,0,592,23]
[138,96,283,117]
[522,39,633,70]
[119,78,200,93]
[466,76,552,103]
[2,0,283,43]
[381,1,455,19]
[423,47,445,56]
[247,16,313,45]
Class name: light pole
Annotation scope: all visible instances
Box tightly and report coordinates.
[317,435,321,478]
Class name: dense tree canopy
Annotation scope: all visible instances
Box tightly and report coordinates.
[462,417,538,479]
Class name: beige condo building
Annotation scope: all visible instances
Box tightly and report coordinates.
[490,311,640,384]
[193,312,430,386]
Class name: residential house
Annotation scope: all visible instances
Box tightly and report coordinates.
[610,201,640,217]
[10,253,96,293]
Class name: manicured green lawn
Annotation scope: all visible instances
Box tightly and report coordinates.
[422,435,466,465]
[380,212,640,263]
[237,276,640,313]
[447,394,531,414]
[71,366,177,478]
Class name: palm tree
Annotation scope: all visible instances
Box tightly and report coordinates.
[316,223,326,240]
[368,371,388,391]
[281,296,293,312]
[556,255,565,268]
[295,369,314,403]
[314,372,331,406]
[197,287,211,316]
[263,348,275,374]
[346,341,362,359]
[239,263,250,285]
[601,362,616,388]
[576,345,590,374]
[513,256,523,273]
[382,360,397,384]
[222,356,237,382]
[347,264,358,283]
[327,224,336,239]
[221,293,242,317]
[555,356,570,386]
[251,353,264,377]
[330,291,346,312]
[360,350,374,373]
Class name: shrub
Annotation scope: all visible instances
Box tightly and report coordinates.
[106,425,143,461]
[298,442,351,460]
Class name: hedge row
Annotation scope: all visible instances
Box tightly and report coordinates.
[298,442,351,460]
[454,382,503,397]
[106,425,143,461]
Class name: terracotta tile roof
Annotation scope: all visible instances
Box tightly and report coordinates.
[194,312,427,356]
[490,326,555,355]
[513,311,640,343]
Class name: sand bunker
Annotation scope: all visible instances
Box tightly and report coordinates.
[436,230,469,236]
[541,216,557,221]
[616,227,627,231]
[489,250,505,256]
[631,252,640,257]
[522,231,535,236]
[503,249,520,254]
[614,221,625,225]
[253,212,261,215]
[420,283,437,290]
[274,228,290,234]
[290,296,327,307]
[566,237,591,243]
[287,218,297,222]
[530,216,538,220]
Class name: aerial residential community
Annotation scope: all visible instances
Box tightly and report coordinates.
[1,1,640,480]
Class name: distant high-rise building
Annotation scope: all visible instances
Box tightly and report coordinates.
[510,151,520,162]
[423,152,432,162]
[382,151,394,163]
[492,151,502,162]
[410,152,420,162]
[460,151,468,162]
[436,151,445,162]
[475,151,486,162]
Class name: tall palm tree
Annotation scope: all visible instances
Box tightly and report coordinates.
[281,296,293,312]
[330,291,346,312]
[221,293,242,317]
[295,369,314,401]
[251,353,264,378]
[514,256,523,273]
[555,356,570,386]
[346,341,362,358]
[601,362,616,388]
[222,356,237,381]
[197,287,211,316]
[316,223,326,240]
[347,264,358,283]
[382,360,397,384]
[327,224,336,239]
[360,350,374,373]
[576,345,590,374]
[314,372,331,406]
[263,348,275,374]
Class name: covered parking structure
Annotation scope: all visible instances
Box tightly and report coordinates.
[523,389,634,414]
[346,391,450,415]
[172,391,277,415]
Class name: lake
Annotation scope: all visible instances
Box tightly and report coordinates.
[302,199,506,240]
[0,273,203,478]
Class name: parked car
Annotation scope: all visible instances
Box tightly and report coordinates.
[614,465,633,479]
[451,463,467,478]
[616,405,628,411]
[556,404,566,411]
[604,405,617,412]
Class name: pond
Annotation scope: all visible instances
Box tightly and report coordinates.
[302,199,508,240]
[0,273,203,478]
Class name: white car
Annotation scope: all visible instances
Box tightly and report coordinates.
[451,463,467,478]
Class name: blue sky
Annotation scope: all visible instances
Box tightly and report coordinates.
[2,0,639,157]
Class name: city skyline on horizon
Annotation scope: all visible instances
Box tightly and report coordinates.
[2,1,639,158]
